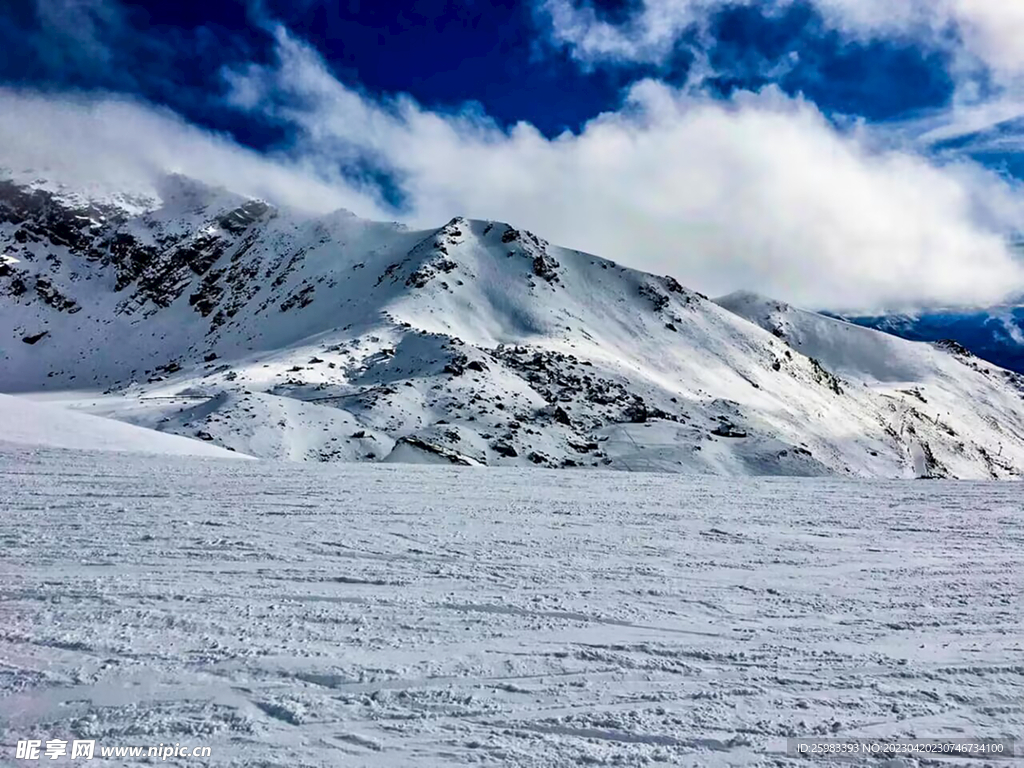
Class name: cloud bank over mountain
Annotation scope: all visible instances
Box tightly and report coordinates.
[2,1,1024,311]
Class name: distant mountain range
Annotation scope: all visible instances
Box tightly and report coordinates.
[3,172,1024,478]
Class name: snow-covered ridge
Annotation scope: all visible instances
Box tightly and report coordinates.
[3,173,1024,478]
[832,304,1024,375]
[0,393,248,458]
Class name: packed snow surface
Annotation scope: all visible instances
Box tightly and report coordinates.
[2,444,1021,766]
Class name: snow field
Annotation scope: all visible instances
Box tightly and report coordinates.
[2,445,1022,766]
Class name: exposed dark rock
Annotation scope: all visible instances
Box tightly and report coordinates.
[407,257,457,288]
[189,276,224,317]
[396,435,475,466]
[375,261,405,286]
[155,361,181,374]
[492,440,518,458]
[532,252,560,283]
[279,285,315,312]
[808,357,844,395]
[623,399,648,424]
[34,277,80,313]
[935,339,973,357]
[444,352,468,376]
[661,275,685,293]
[217,200,272,234]
[711,425,748,439]
[639,283,670,312]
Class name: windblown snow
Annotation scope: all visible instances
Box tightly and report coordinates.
[3,172,1024,478]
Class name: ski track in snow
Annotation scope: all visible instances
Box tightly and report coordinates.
[1,445,1023,767]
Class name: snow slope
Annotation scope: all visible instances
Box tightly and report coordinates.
[0,393,248,458]
[3,172,1024,477]
[718,290,977,382]
[2,444,1021,766]
[717,291,1024,478]
[835,305,1024,375]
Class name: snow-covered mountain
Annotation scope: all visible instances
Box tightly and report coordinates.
[3,173,1024,478]
[833,306,1024,375]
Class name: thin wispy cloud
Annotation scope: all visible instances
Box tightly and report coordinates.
[534,0,1024,81]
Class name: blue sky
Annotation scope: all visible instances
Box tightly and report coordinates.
[2,0,1024,309]
[0,0,966,139]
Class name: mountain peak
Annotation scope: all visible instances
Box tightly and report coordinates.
[151,172,250,213]
[3,172,1024,478]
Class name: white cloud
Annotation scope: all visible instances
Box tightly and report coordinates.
[0,87,387,216]
[535,0,1024,80]
[995,310,1024,345]
[537,0,714,66]
[949,1,1024,76]
[3,28,1024,311]
[901,98,1024,148]
[216,29,1024,310]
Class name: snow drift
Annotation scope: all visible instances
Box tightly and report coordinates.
[0,393,248,458]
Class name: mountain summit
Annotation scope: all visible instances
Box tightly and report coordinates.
[3,174,1023,478]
